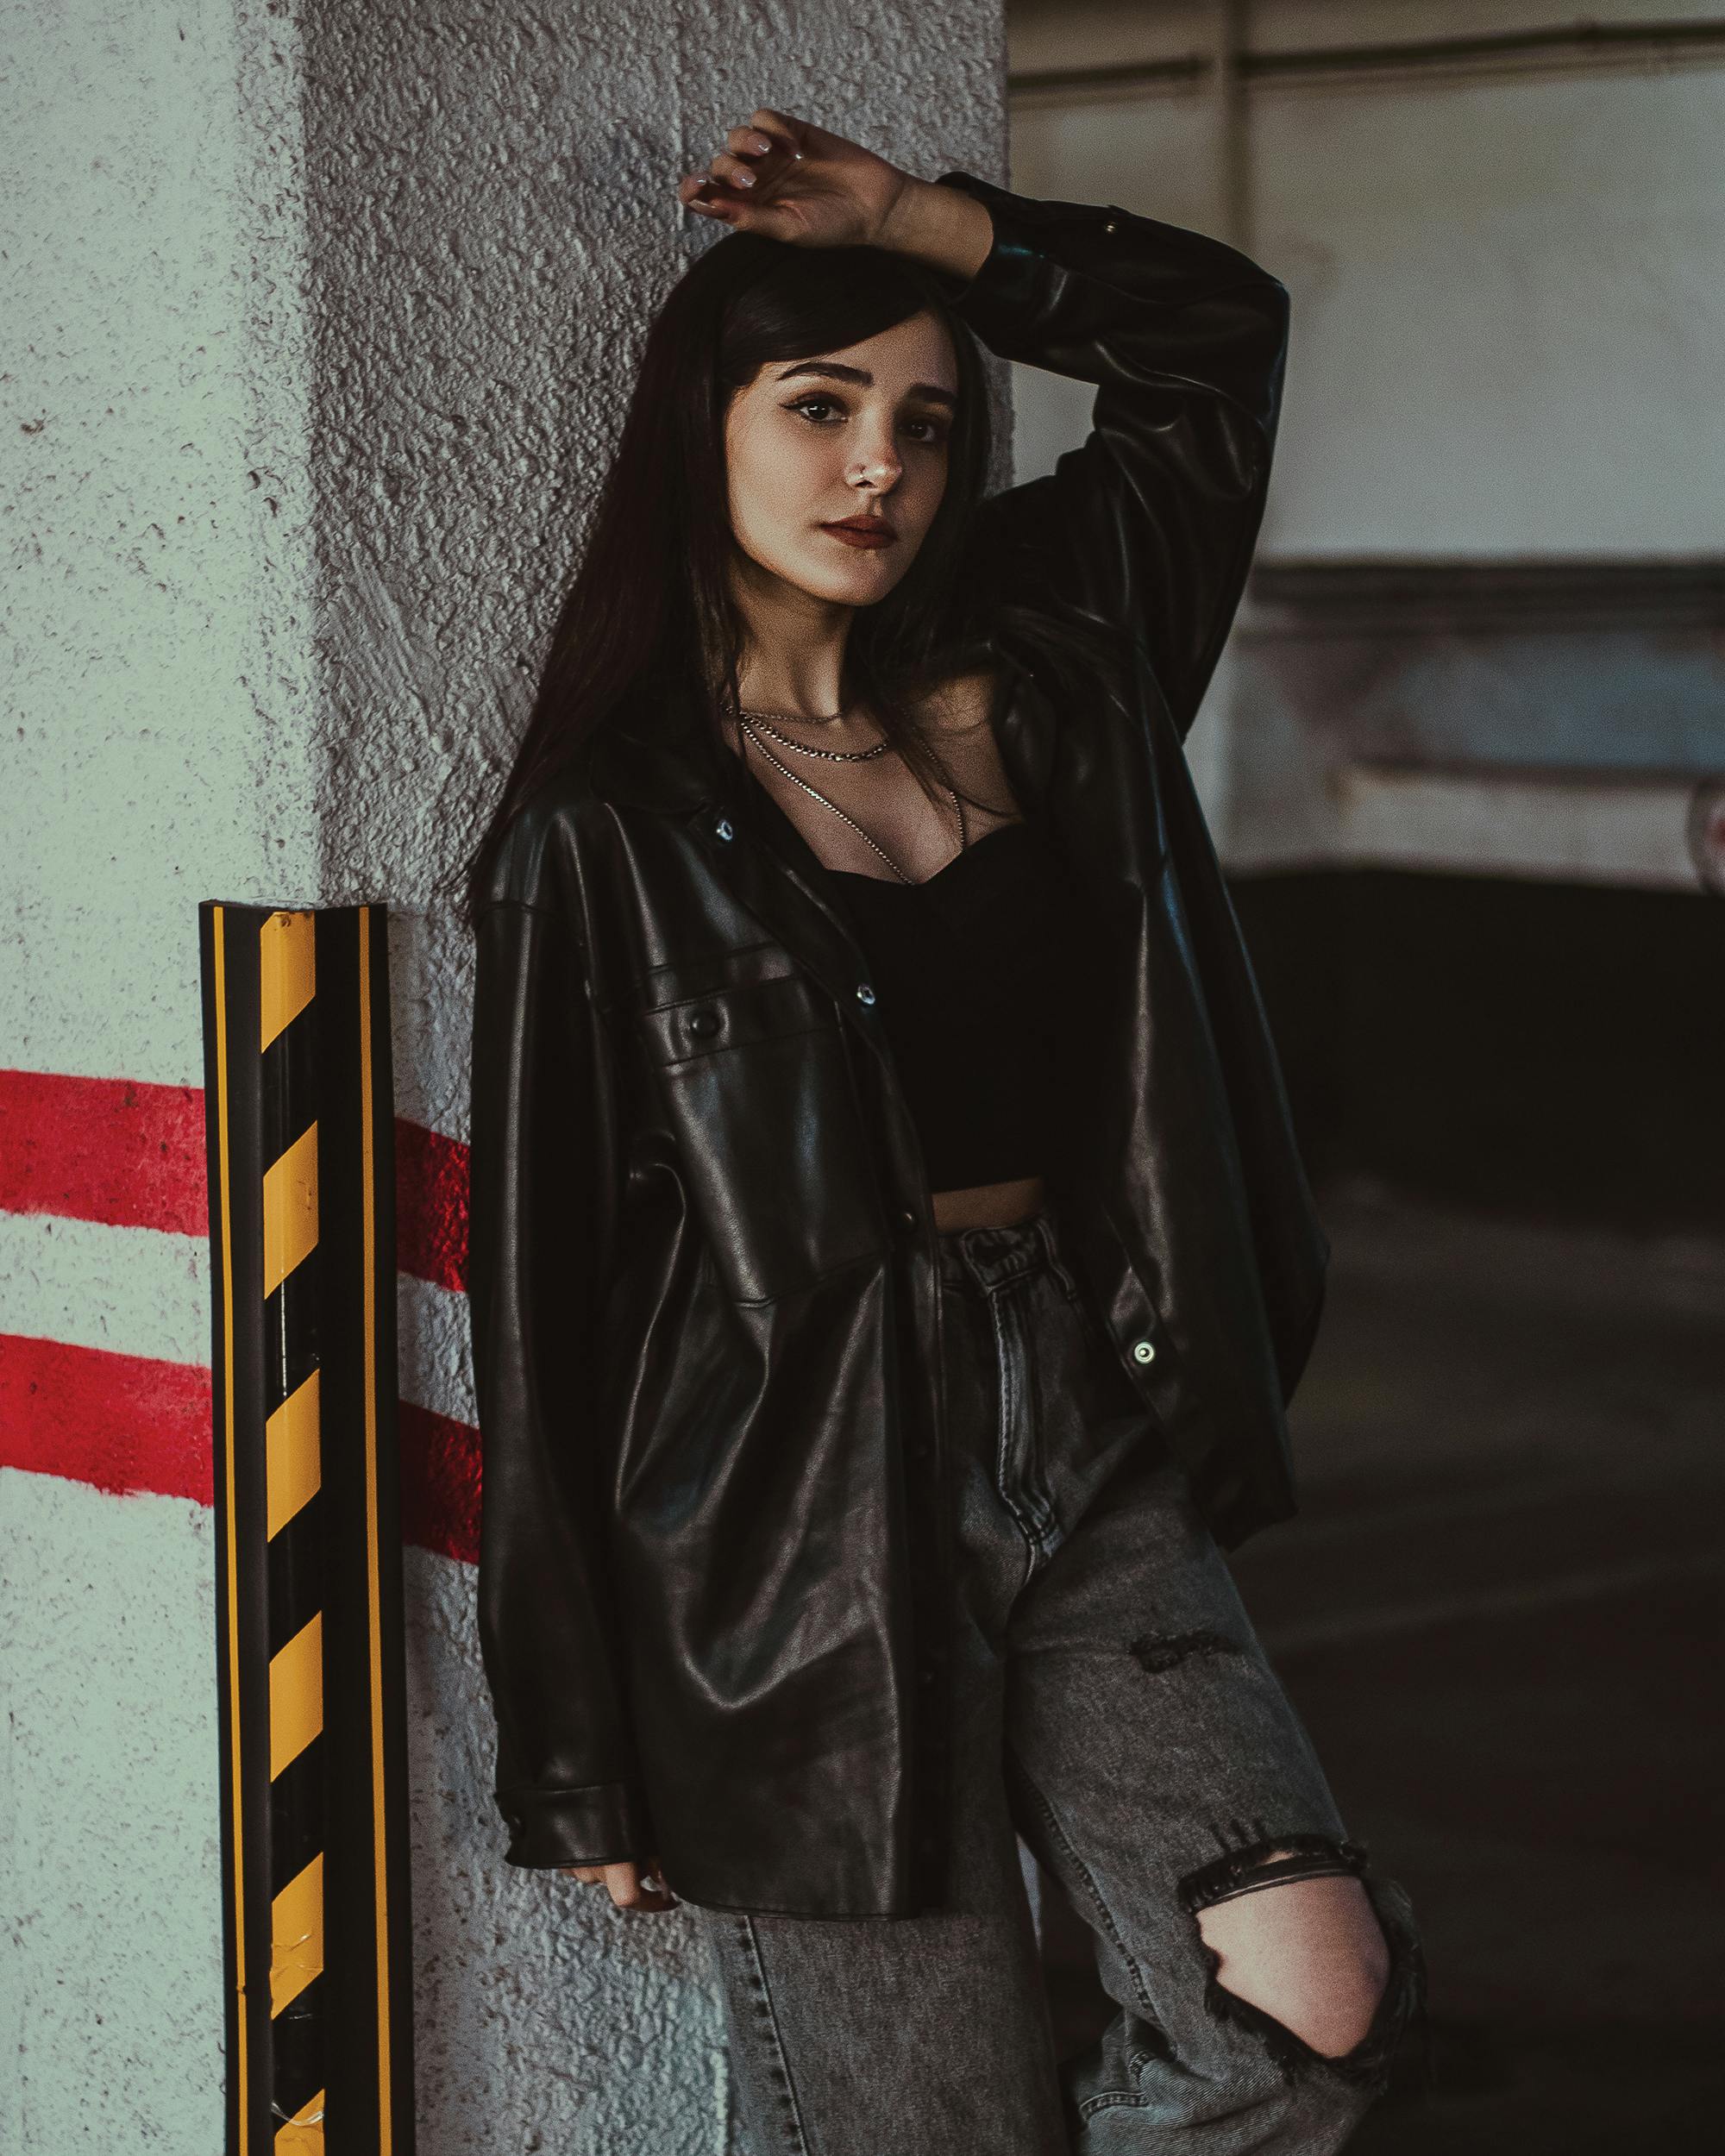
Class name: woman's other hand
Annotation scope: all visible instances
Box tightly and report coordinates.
[678,108,993,282]
[679,107,906,248]
[560,1855,679,1913]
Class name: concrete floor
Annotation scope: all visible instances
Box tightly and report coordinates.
[1042,1180,1725,2149]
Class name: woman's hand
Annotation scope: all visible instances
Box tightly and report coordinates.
[679,108,907,248]
[677,108,992,282]
[560,1855,679,1914]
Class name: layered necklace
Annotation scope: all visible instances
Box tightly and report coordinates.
[728,699,966,887]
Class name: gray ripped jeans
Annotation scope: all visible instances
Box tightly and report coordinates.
[695,1200,1423,2154]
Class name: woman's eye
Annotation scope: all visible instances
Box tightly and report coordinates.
[783,397,945,445]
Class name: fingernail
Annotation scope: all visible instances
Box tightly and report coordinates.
[734,169,755,187]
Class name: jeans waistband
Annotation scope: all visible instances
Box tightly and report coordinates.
[936,1206,1078,1297]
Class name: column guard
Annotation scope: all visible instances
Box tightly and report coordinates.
[199,900,416,2155]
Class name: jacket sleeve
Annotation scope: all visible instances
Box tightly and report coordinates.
[932,169,1290,742]
[467,872,654,1869]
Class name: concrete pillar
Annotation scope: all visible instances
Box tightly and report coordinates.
[1,6,1006,2147]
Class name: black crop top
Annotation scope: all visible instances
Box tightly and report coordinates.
[822,818,1076,1192]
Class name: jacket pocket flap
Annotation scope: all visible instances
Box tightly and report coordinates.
[637,938,800,1012]
[639,968,832,1067]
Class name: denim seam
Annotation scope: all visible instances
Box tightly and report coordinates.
[1038,1219,1119,1372]
[987,1287,1048,1582]
[734,1914,814,2155]
[946,1220,1044,1296]
[1078,2089,1156,2120]
[1032,1210,1082,1300]
[1004,1745,1158,2022]
[973,1251,1040,1293]
[1019,1283,1064,1545]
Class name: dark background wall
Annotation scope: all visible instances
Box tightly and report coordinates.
[1232,870,1725,1234]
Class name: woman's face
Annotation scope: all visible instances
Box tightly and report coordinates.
[723,308,959,609]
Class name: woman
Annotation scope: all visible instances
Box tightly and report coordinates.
[463,106,1422,2153]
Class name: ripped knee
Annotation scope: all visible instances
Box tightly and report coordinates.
[1180,1834,1425,2087]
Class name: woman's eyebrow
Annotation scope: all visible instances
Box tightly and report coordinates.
[774,360,957,409]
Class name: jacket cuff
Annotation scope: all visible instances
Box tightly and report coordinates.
[931,168,1065,316]
[932,167,1279,323]
[498,1778,656,1870]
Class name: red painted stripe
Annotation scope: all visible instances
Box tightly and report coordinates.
[399,1399,481,1567]
[0,1069,208,1236]
[1,1333,482,1564]
[3,1069,480,1546]
[0,1332,214,1504]
[395,1117,471,1295]
[0,1067,470,1289]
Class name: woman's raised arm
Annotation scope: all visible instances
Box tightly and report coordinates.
[929,171,1290,743]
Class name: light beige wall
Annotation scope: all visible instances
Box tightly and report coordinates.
[1007,0,1725,553]
[1002,0,1725,869]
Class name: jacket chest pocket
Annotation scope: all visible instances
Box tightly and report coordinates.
[637,966,887,1303]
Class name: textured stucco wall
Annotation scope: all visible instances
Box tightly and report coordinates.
[3,0,319,2135]
[2,2,1006,2147]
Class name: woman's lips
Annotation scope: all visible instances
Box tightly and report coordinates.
[820,520,898,549]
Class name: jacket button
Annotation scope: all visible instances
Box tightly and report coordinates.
[687,1008,720,1037]
[1132,1338,1156,1364]
[713,816,734,842]
[856,981,877,1006]
[898,1206,919,1232]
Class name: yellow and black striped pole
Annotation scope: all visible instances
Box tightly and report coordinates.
[199,901,416,2154]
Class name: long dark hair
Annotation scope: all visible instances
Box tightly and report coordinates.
[448,222,1124,931]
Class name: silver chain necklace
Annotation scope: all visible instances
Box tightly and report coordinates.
[735,706,892,763]
[735,713,966,887]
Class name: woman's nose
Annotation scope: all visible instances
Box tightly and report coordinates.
[849,438,901,493]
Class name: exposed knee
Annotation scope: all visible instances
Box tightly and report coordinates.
[1181,1837,1414,2078]
[1197,1871,1388,2056]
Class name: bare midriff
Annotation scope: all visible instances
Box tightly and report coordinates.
[930,1173,1046,1233]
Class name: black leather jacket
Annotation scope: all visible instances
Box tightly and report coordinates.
[466,171,1327,1918]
